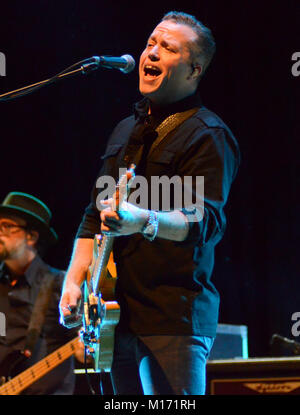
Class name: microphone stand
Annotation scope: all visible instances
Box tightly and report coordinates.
[0,58,99,102]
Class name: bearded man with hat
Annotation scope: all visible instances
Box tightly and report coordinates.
[0,192,77,394]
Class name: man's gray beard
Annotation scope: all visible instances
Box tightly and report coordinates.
[0,243,9,262]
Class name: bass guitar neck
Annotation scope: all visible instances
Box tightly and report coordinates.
[0,337,78,395]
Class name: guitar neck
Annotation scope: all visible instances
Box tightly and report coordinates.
[92,234,114,294]
[0,337,78,395]
[91,164,136,295]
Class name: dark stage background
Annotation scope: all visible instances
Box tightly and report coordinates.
[0,1,299,358]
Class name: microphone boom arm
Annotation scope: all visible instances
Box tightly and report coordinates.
[0,55,133,102]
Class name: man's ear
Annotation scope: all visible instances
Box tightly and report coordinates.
[190,64,202,80]
[26,230,39,246]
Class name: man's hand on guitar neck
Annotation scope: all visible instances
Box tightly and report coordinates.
[100,198,189,242]
[59,197,190,329]
[100,199,148,236]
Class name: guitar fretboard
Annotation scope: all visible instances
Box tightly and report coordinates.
[91,167,136,295]
[92,235,114,294]
[0,337,78,395]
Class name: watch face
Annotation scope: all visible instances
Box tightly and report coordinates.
[145,224,155,235]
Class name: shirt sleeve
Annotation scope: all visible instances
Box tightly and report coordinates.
[75,166,105,239]
[176,126,240,248]
[75,116,136,240]
[75,198,100,239]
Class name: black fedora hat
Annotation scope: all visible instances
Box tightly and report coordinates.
[0,192,58,247]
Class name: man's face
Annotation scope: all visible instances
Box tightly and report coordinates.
[0,216,29,262]
[139,20,199,106]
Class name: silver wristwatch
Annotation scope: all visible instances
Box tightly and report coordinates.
[141,211,158,241]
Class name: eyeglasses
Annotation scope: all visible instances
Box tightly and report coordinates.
[0,222,27,236]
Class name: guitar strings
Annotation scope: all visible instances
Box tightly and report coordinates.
[2,346,73,394]
[1,346,73,394]
[0,339,77,395]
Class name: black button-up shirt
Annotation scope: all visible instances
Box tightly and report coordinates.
[0,256,76,394]
[76,93,240,338]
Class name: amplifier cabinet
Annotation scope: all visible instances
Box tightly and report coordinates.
[209,324,248,359]
[206,356,300,395]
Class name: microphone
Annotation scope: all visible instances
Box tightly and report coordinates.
[0,54,136,102]
[91,54,135,74]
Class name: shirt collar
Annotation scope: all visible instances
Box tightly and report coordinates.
[134,93,202,122]
[24,255,44,286]
[0,255,43,287]
[0,262,9,282]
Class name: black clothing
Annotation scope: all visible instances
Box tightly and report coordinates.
[0,256,76,395]
[77,93,240,338]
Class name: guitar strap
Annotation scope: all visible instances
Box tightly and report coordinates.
[148,107,199,159]
[23,271,56,357]
[127,107,199,169]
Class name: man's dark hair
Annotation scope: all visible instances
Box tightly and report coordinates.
[162,11,216,76]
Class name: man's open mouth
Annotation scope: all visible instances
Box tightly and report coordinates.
[143,65,162,78]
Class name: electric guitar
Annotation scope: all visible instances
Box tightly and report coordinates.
[81,164,136,373]
[0,337,78,395]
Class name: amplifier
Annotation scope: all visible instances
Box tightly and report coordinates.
[209,324,248,360]
[206,356,300,395]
